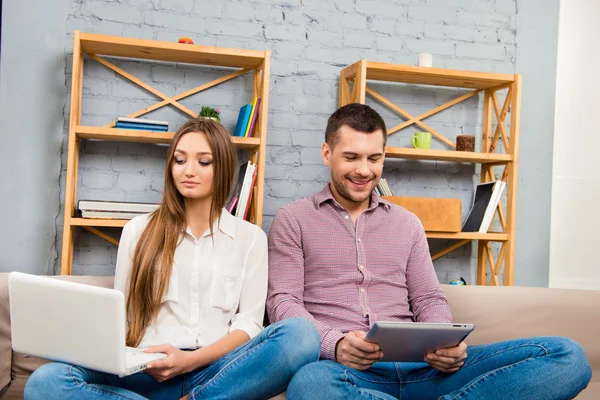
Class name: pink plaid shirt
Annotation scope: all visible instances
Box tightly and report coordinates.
[266,185,452,360]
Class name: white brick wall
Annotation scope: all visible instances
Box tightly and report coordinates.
[59,0,518,283]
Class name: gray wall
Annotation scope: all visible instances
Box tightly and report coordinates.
[0,0,69,274]
[513,0,560,287]
[0,0,559,286]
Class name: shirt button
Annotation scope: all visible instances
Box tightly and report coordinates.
[192,302,198,308]
[359,265,364,270]
[357,238,362,242]
[360,288,365,293]
[344,215,349,220]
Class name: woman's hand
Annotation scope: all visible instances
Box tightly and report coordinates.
[143,344,194,382]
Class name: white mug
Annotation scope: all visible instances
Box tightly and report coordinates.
[418,53,433,67]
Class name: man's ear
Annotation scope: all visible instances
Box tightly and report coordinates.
[322,143,331,167]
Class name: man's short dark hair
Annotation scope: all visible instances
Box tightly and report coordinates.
[325,103,387,148]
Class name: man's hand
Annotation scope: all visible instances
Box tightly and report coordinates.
[143,344,193,382]
[424,341,467,373]
[335,331,383,370]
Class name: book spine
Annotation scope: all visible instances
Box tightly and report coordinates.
[233,105,251,137]
[226,197,238,214]
[236,163,255,218]
[478,182,505,233]
[232,162,249,217]
[244,98,258,137]
[79,204,159,213]
[78,200,159,212]
[116,123,169,130]
[242,166,259,220]
[115,127,169,132]
[116,117,168,126]
[81,211,147,220]
[246,98,261,138]
[384,179,393,196]
[237,106,253,137]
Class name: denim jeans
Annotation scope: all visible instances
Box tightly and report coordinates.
[24,317,320,400]
[287,336,592,400]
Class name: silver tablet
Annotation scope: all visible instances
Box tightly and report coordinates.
[365,322,475,362]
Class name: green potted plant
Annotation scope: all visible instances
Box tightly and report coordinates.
[198,106,221,122]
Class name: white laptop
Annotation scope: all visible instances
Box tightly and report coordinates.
[8,272,167,377]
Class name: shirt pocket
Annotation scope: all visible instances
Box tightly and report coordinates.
[161,265,179,303]
[209,269,241,312]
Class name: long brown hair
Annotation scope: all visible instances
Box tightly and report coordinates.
[126,118,238,347]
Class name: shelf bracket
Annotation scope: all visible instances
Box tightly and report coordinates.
[365,87,457,148]
[388,89,482,136]
[490,88,512,153]
[82,226,119,246]
[431,239,471,261]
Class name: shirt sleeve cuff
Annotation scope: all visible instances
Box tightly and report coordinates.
[321,329,346,360]
[230,319,262,340]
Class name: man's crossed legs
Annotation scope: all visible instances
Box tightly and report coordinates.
[287,336,591,400]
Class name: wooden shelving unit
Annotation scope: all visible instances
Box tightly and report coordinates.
[340,60,521,286]
[61,31,271,275]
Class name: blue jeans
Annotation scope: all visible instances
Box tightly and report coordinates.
[287,336,592,400]
[24,318,320,400]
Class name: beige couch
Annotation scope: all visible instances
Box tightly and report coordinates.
[0,273,598,399]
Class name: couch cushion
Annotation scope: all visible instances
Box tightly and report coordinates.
[443,284,600,387]
[1,376,27,400]
[2,353,50,400]
[577,382,600,400]
[0,274,12,395]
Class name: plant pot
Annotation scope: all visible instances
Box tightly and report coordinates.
[200,116,220,122]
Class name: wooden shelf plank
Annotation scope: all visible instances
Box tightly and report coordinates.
[69,222,507,240]
[426,232,509,241]
[70,218,128,228]
[80,32,265,69]
[77,126,172,143]
[385,147,511,164]
[366,61,515,89]
[75,126,261,149]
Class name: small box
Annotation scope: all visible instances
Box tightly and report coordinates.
[382,196,462,232]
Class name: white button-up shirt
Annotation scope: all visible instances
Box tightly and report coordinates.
[114,209,268,349]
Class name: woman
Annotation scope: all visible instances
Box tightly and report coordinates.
[25,119,320,399]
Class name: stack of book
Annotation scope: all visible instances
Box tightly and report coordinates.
[374,178,393,196]
[226,161,258,220]
[115,117,169,132]
[233,98,261,137]
[78,200,160,220]
[461,180,506,233]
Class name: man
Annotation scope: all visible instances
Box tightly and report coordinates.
[266,103,591,399]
